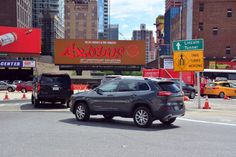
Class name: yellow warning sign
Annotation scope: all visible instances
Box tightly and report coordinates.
[173,50,204,72]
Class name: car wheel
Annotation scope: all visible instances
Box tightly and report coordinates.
[21,88,27,93]
[219,92,225,98]
[189,91,195,99]
[160,117,176,125]
[133,107,153,128]
[75,103,90,121]
[34,97,40,108]
[31,95,34,105]
[7,87,13,92]
[103,115,114,120]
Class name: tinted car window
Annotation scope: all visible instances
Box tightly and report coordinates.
[220,83,230,87]
[40,75,71,87]
[138,82,149,91]
[98,81,119,92]
[207,83,216,87]
[155,82,180,93]
[117,81,137,91]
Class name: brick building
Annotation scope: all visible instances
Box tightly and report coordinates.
[165,0,182,12]
[65,0,98,39]
[0,0,32,28]
[171,0,236,66]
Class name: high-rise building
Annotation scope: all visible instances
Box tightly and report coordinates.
[98,0,110,39]
[65,0,98,39]
[165,0,182,12]
[32,0,64,55]
[132,24,155,63]
[108,24,119,40]
[164,7,180,46]
[0,0,32,28]
[171,0,236,68]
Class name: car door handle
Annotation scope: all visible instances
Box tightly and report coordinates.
[132,94,137,97]
[107,94,113,96]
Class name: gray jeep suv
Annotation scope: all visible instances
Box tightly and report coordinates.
[69,76,185,128]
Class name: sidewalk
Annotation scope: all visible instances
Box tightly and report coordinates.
[0,91,31,103]
[184,98,236,123]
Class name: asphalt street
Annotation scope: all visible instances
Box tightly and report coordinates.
[0,98,236,157]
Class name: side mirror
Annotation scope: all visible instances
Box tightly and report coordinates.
[96,88,103,95]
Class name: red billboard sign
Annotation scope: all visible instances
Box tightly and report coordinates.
[54,39,146,65]
[0,26,41,54]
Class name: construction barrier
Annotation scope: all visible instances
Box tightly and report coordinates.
[203,96,211,109]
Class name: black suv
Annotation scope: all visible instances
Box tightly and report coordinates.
[31,73,73,107]
[170,79,196,99]
[69,76,185,128]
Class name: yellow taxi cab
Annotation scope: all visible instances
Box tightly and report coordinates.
[203,81,236,98]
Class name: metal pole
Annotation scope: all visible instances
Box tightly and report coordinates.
[197,72,201,109]
[179,2,183,92]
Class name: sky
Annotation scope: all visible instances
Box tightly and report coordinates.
[110,0,165,40]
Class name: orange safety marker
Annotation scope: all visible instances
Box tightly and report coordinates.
[203,96,211,109]
[3,92,9,101]
[21,93,27,99]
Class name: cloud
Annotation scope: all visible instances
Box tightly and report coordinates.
[121,24,129,29]
[109,0,165,40]
[110,0,165,20]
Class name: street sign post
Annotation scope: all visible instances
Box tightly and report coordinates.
[172,39,204,109]
[172,39,204,72]
[173,39,204,51]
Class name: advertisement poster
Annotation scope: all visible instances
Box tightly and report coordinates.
[54,39,146,65]
[0,26,41,54]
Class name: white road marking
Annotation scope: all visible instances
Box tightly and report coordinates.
[179,118,236,127]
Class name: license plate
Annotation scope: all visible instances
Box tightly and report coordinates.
[53,87,59,91]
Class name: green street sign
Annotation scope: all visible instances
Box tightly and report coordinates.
[172,39,204,51]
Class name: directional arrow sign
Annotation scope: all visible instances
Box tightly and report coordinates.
[176,42,181,50]
[173,39,204,51]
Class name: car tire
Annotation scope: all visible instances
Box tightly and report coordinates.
[219,92,225,98]
[189,91,195,99]
[133,106,153,128]
[66,100,70,108]
[7,87,14,92]
[160,117,176,125]
[103,115,114,120]
[34,97,40,108]
[31,95,34,105]
[75,102,90,121]
[21,88,27,93]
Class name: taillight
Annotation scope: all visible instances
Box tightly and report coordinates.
[71,84,74,91]
[37,83,40,92]
[158,91,172,96]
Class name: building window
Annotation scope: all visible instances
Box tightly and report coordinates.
[226,46,231,54]
[199,22,204,31]
[199,3,204,11]
[212,27,218,35]
[227,9,232,17]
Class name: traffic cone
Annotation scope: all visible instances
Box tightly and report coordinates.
[21,93,27,99]
[3,92,9,101]
[203,96,211,109]
[224,95,230,100]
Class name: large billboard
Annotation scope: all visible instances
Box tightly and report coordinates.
[54,39,145,65]
[0,26,41,54]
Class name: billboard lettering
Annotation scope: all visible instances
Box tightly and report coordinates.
[55,39,146,65]
[0,60,22,67]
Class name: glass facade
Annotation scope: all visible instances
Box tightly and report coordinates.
[98,0,109,39]
[32,0,64,55]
